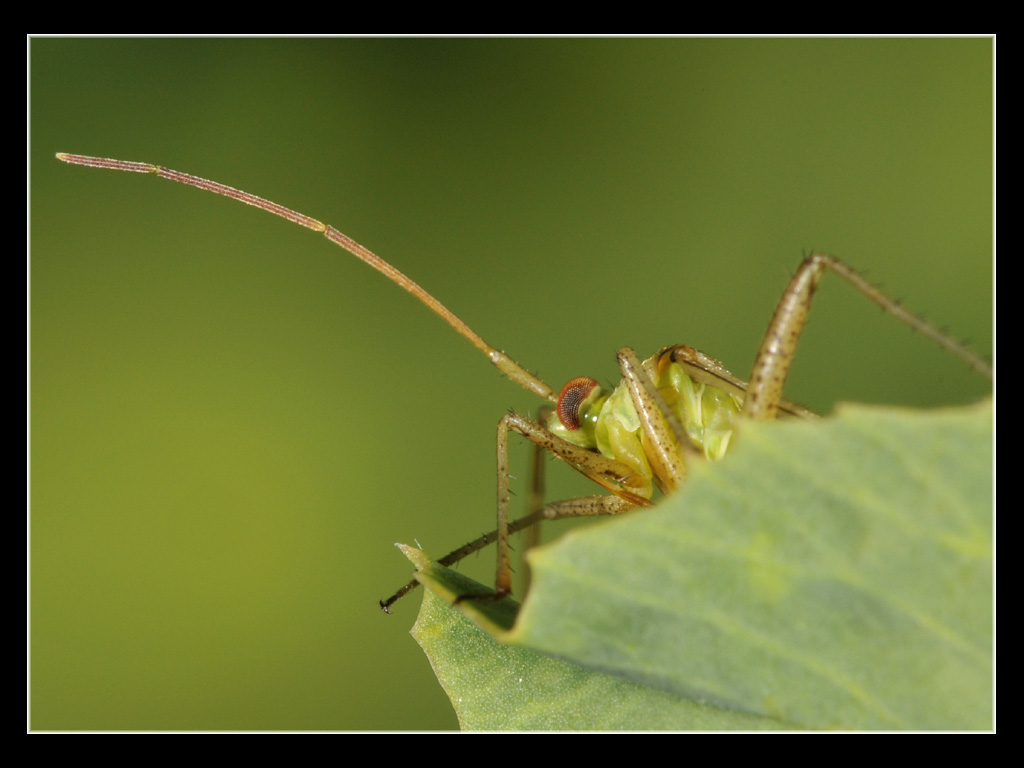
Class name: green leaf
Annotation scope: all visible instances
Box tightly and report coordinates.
[407,401,993,730]
[410,553,783,731]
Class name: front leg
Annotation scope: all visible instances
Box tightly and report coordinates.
[491,412,649,597]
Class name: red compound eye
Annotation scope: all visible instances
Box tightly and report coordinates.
[557,377,600,430]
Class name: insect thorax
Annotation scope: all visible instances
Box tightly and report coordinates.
[545,353,743,497]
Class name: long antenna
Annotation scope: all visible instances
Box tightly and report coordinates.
[56,153,557,404]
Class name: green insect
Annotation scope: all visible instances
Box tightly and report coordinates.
[56,153,992,613]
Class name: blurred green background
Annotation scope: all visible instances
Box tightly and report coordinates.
[30,39,992,730]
